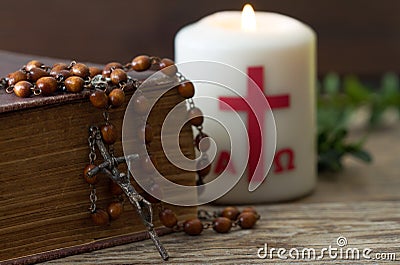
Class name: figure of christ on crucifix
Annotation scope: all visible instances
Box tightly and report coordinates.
[86,126,169,261]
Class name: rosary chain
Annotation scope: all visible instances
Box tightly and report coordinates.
[167,208,258,233]
[102,111,110,124]
[176,72,186,83]
[88,129,98,213]
[88,184,97,213]
[108,144,115,157]
[179,74,211,187]
[197,209,219,221]
[187,97,195,109]
[0,77,7,90]
[88,133,97,164]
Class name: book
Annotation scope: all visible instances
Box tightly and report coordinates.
[0,51,196,264]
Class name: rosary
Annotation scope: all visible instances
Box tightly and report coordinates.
[0,56,260,261]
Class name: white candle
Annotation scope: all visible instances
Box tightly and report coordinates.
[175,5,316,203]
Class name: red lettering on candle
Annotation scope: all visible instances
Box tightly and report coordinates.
[219,66,290,182]
[214,150,237,175]
[273,148,295,173]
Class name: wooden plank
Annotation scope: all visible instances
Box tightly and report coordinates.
[38,124,400,264]
[38,201,400,264]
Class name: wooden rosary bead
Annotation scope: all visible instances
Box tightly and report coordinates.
[221,206,240,220]
[91,209,110,226]
[108,88,125,108]
[50,63,68,75]
[71,63,90,78]
[28,67,48,82]
[237,212,258,229]
[13,81,32,98]
[89,66,103,78]
[100,123,118,145]
[131,55,151,72]
[49,67,61,78]
[241,207,257,215]
[53,70,71,81]
[110,69,128,85]
[188,107,204,126]
[89,90,108,109]
[159,58,177,76]
[212,217,232,233]
[25,60,43,71]
[65,76,85,93]
[177,82,195,99]
[107,201,123,220]
[36,76,58,96]
[195,133,210,152]
[133,95,150,114]
[159,208,178,228]
[102,62,123,77]
[83,164,97,184]
[106,62,124,69]
[7,70,27,86]
[197,158,211,178]
[110,180,123,195]
[183,218,203,236]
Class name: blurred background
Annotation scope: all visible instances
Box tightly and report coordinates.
[0,0,398,77]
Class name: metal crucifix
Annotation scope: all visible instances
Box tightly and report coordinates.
[86,126,169,261]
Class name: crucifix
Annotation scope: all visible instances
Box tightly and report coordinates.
[86,126,169,261]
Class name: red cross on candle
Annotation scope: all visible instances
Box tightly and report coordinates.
[219,66,290,182]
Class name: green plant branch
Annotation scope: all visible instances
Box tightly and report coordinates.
[317,72,400,172]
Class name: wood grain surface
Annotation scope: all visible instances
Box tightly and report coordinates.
[39,124,400,264]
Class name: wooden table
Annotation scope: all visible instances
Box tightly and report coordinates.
[39,123,400,264]
[1,50,398,264]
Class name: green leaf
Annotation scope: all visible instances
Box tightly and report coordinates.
[323,72,340,96]
[331,128,348,144]
[315,72,400,173]
[381,73,400,106]
[349,149,373,163]
[343,76,371,104]
[318,149,344,172]
[381,72,399,94]
[369,103,385,126]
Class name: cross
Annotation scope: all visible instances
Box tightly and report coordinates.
[219,66,290,182]
[86,126,169,261]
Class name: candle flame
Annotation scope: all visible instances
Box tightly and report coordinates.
[241,4,256,31]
